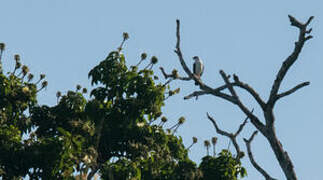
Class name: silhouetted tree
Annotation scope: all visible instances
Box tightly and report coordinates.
[161,15,313,180]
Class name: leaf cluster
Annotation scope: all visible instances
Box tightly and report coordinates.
[0,43,246,180]
[199,150,247,180]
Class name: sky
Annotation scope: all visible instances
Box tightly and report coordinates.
[1,0,322,179]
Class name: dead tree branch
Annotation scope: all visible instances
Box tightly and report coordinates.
[169,15,313,180]
[244,131,277,180]
[233,74,266,110]
[160,67,191,81]
[219,70,267,134]
[207,111,251,160]
[184,90,209,100]
[267,15,314,110]
[276,81,310,100]
[162,20,269,109]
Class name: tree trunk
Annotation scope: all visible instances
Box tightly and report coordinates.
[265,127,297,180]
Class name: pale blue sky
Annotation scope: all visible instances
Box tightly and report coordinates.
[1,1,322,179]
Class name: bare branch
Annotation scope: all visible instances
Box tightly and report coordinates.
[161,67,266,110]
[244,131,278,180]
[220,70,266,133]
[174,20,241,105]
[183,90,236,104]
[182,83,238,100]
[184,91,208,100]
[183,79,265,111]
[174,20,194,80]
[305,36,312,41]
[233,74,266,110]
[206,113,231,137]
[263,20,313,180]
[209,91,239,104]
[159,67,191,81]
[161,65,239,93]
[219,70,239,99]
[288,15,303,28]
[268,15,313,109]
[174,20,216,91]
[276,81,310,101]
[207,112,249,160]
[215,83,238,91]
[160,66,172,78]
[163,79,173,87]
[305,16,314,26]
[234,109,253,136]
[169,26,267,108]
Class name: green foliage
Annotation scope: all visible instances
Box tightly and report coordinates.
[87,50,200,179]
[0,40,247,179]
[199,150,247,180]
[0,73,37,133]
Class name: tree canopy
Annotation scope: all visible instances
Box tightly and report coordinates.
[0,35,246,179]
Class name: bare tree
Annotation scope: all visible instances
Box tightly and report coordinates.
[161,15,314,180]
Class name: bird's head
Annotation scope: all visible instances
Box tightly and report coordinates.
[192,56,199,61]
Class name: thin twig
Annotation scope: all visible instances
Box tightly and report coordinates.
[234,109,254,136]
[184,91,208,100]
[276,81,310,101]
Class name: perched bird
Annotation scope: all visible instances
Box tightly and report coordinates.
[192,56,204,85]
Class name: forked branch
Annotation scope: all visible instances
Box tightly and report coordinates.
[207,112,251,160]
[233,74,266,110]
[219,70,266,134]
[267,15,313,109]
